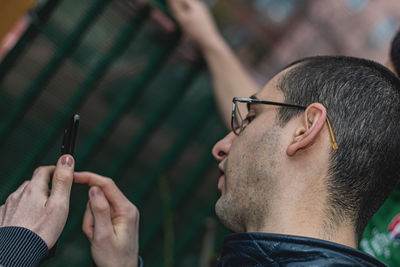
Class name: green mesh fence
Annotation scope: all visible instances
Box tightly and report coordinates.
[0,0,229,266]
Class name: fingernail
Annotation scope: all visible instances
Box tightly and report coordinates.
[61,155,73,168]
[90,186,99,198]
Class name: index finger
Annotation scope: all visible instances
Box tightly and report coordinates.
[74,172,130,212]
[30,166,56,194]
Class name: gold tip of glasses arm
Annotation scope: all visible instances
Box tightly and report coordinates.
[331,140,339,151]
[326,117,338,151]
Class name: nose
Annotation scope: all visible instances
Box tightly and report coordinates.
[212,132,236,161]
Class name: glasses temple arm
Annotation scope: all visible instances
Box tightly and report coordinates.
[326,117,338,150]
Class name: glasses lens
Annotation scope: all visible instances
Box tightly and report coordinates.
[232,102,243,135]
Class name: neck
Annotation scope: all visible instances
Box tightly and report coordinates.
[247,216,357,248]
[245,177,357,248]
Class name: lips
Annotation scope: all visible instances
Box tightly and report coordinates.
[218,160,226,174]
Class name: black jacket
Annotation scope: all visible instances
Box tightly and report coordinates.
[216,232,386,266]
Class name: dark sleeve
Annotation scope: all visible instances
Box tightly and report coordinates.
[0,226,49,267]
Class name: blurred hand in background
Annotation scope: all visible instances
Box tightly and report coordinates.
[167,0,222,50]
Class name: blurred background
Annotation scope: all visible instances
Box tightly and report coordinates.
[0,0,400,266]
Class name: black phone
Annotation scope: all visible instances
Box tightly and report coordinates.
[61,114,80,156]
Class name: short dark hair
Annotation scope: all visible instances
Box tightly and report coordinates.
[390,29,400,75]
[277,56,400,242]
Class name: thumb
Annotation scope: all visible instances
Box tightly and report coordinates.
[49,155,74,204]
[89,186,114,241]
[82,202,94,240]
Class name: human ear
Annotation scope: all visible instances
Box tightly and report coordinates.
[286,103,327,156]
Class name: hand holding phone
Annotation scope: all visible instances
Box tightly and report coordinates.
[47,114,79,258]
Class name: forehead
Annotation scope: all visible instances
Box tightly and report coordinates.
[254,66,296,101]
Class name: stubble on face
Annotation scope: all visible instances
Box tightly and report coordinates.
[215,124,282,233]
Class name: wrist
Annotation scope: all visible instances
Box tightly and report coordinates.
[198,34,228,56]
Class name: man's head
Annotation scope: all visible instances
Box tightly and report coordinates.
[213,56,400,242]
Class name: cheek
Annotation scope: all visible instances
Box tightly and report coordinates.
[224,124,279,187]
[225,132,259,179]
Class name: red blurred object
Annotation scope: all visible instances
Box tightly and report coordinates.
[0,15,31,61]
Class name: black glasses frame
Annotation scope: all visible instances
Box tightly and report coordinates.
[231,97,338,150]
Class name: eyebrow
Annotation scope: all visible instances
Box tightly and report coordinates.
[250,94,258,100]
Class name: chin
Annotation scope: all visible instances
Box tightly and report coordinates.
[215,197,243,233]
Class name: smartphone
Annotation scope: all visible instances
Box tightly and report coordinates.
[61,114,80,156]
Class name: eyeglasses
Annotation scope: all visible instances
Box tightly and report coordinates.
[231,97,338,150]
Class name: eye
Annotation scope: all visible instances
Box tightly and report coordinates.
[245,115,255,123]
[241,115,255,132]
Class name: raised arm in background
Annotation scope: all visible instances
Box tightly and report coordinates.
[167,0,259,128]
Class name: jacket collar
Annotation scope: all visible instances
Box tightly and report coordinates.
[217,232,386,266]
